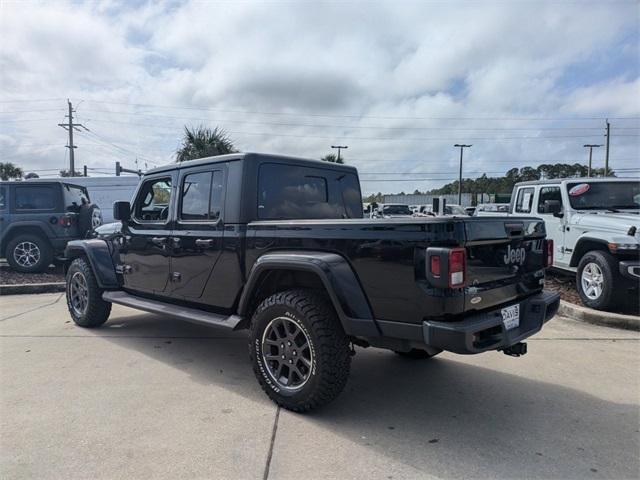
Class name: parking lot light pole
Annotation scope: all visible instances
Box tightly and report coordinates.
[454,144,472,205]
[583,144,602,177]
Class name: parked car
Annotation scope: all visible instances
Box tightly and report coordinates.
[475,203,510,216]
[377,203,414,218]
[63,152,559,411]
[0,180,102,272]
[508,178,639,310]
[56,176,140,223]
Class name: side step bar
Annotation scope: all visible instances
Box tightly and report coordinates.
[102,291,244,330]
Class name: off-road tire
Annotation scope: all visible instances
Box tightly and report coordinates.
[66,257,111,328]
[6,234,53,273]
[394,348,441,359]
[249,289,351,412]
[576,250,619,311]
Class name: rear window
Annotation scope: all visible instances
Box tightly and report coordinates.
[0,186,5,209]
[63,184,90,210]
[14,185,57,210]
[515,187,534,213]
[257,163,362,220]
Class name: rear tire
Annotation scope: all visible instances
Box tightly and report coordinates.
[6,234,52,273]
[394,349,441,359]
[576,250,618,311]
[66,257,111,328]
[249,289,351,412]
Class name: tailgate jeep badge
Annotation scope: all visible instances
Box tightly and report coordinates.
[503,245,526,266]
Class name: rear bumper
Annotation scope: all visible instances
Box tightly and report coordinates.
[423,290,560,354]
[619,260,640,282]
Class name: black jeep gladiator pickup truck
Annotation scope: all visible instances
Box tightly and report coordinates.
[64,153,559,411]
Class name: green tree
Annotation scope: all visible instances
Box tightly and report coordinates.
[59,170,83,177]
[24,172,39,179]
[320,153,344,164]
[176,125,237,162]
[0,162,23,181]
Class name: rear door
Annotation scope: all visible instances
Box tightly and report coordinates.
[464,218,547,311]
[535,185,567,267]
[168,165,226,301]
[0,185,7,241]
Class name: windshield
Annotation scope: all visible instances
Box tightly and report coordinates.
[383,205,412,215]
[63,184,90,210]
[567,181,640,210]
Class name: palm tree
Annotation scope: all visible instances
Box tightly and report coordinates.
[176,125,237,162]
[320,153,344,164]
[0,162,23,181]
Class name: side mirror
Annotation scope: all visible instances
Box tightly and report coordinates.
[113,201,131,221]
[544,200,563,217]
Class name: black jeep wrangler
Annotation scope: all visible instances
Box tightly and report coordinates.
[0,180,101,272]
[64,153,559,411]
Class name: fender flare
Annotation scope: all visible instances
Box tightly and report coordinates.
[569,236,611,267]
[238,251,380,338]
[64,239,119,289]
[1,222,51,252]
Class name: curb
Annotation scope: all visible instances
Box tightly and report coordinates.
[0,282,66,295]
[558,300,639,331]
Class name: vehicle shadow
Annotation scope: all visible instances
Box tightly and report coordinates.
[96,312,639,479]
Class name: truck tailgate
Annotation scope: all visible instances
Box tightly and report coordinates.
[464,218,547,312]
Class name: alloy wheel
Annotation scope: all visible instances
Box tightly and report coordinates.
[261,316,314,391]
[581,262,604,300]
[69,271,89,316]
[13,241,41,268]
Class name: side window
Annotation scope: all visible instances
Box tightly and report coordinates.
[179,170,225,222]
[0,186,6,210]
[515,187,534,213]
[258,164,331,219]
[15,186,56,210]
[537,187,562,214]
[181,172,212,220]
[134,177,172,222]
[339,173,363,219]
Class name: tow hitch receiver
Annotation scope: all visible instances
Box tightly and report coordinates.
[501,342,527,357]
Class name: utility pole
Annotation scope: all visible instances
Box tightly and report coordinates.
[604,119,610,177]
[331,145,348,162]
[454,144,472,205]
[57,99,84,177]
[583,144,602,177]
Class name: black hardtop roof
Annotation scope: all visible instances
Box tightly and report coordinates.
[145,152,359,176]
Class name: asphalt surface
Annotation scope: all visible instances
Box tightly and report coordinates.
[1,293,638,480]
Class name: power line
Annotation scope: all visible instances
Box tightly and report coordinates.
[77,108,640,131]
[83,99,640,121]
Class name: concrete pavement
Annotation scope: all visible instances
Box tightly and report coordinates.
[1,293,639,479]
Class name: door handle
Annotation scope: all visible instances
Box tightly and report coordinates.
[195,238,214,248]
[151,237,167,246]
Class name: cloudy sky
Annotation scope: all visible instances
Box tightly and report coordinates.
[1,0,639,194]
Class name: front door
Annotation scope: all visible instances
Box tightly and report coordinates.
[120,174,175,294]
[535,185,567,267]
[169,166,226,302]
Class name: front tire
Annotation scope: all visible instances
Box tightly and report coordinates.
[249,289,351,412]
[6,234,53,273]
[576,250,618,311]
[66,257,111,327]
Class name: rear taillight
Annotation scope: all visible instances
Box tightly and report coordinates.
[545,239,554,267]
[60,215,74,227]
[448,248,466,287]
[430,255,441,277]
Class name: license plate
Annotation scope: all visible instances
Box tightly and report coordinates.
[501,304,520,330]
